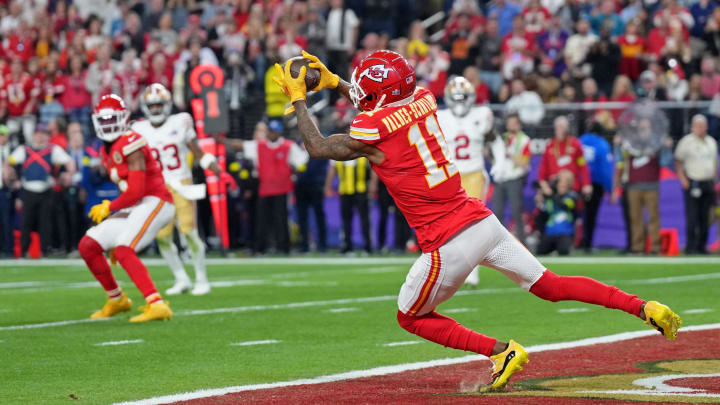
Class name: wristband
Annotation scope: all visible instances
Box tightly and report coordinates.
[199,153,217,170]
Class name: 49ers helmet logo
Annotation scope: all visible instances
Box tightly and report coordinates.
[358,64,391,83]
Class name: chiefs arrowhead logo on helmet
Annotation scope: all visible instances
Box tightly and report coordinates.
[358,64,392,83]
[350,50,416,112]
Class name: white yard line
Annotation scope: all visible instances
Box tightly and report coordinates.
[113,323,720,405]
[0,317,111,331]
[684,308,714,314]
[326,308,359,313]
[94,339,143,347]
[3,256,720,268]
[444,308,475,314]
[230,340,280,347]
[383,341,423,347]
[557,308,590,313]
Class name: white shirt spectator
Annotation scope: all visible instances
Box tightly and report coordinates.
[564,32,598,66]
[675,132,718,181]
[506,91,545,125]
[326,8,359,52]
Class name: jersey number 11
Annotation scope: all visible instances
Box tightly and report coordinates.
[408,115,459,188]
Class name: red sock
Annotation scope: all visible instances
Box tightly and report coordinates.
[79,236,120,296]
[530,270,645,317]
[113,246,162,303]
[397,310,497,357]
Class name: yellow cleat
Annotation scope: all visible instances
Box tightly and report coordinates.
[480,339,529,393]
[129,301,172,323]
[644,301,682,340]
[90,292,132,319]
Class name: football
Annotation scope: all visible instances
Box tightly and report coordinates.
[288,56,321,91]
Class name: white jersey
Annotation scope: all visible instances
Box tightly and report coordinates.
[436,106,489,174]
[132,113,196,185]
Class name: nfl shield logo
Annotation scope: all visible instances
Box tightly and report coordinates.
[113,152,122,164]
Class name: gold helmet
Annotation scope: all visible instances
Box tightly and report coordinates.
[444,76,475,117]
[140,83,172,125]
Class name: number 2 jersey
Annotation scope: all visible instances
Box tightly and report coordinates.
[131,113,196,185]
[349,87,492,253]
[435,106,488,174]
[101,131,172,208]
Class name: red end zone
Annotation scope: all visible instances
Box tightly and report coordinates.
[174,329,720,405]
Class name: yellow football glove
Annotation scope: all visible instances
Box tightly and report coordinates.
[89,200,111,224]
[302,50,339,91]
[273,62,307,115]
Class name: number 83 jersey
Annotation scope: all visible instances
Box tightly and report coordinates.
[349,87,492,253]
[132,112,196,184]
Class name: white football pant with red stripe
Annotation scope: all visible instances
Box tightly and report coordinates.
[398,214,546,316]
[86,196,175,252]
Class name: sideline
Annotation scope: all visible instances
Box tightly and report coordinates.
[113,323,720,405]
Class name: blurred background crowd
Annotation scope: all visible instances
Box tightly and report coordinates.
[0,0,719,259]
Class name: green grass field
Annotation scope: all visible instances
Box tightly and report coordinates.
[1,257,719,404]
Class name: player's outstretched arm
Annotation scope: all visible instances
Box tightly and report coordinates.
[294,100,383,163]
[188,139,221,176]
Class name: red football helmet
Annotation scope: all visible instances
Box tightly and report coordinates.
[350,50,416,111]
[92,94,130,142]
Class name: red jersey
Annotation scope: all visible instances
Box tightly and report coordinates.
[101,131,172,209]
[1,73,40,116]
[537,136,591,191]
[349,87,491,253]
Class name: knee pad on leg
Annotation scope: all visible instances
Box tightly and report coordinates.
[79,236,103,258]
[529,270,563,302]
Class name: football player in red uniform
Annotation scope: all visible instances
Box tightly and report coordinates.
[274,51,682,392]
[78,94,175,323]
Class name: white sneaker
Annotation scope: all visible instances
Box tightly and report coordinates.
[166,280,192,295]
[191,282,211,296]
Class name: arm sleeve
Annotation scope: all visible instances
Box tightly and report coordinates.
[51,146,72,165]
[288,143,309,169]
[8,147,26,165]
[243,141,258,165]
[109,170,146,211]
[180,113,197,142]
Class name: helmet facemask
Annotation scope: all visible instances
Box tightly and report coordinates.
[92,109,129,142]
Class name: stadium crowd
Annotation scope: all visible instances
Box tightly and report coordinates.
[0,0,719,258]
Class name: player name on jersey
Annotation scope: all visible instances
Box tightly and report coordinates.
[379,92,438,133]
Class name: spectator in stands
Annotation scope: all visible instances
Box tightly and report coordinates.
[415,43,450,100]
[585,27,622,97]
[116,12,145,56]
[463,66,490,104]
[487,0,522,37]
[85,41,120,106]
[613,118,673,255]
[690,0,716,39]
[637,70,668,100]
[617,20,645,81]
[675,115,717,255]
[506,79,545,128]
[700,56,720,99]
[564,19,598,74]
[589,0,625,38]
[522,0,551,35]
[489,113,530,244]
[39,58,67,127]
[538,116,592,198]
[536,169,578,256]
[6,127,75,257]
[445,11,481,76]
[1,59,40,143]
[299,6,328,61]
[65,122,90,250]
[152,12,180,55]
[476,17,503,95]
[326,157,373,254]
[536,58,561,102]
[579,121,614,251]
[406,21,429,64]
[536,15,569,64]
[0,126,13,257]
[704,7,720,56]
[61,54,93,140]
[325,0,359,83]
[609,75,637,121]
[500,15,537,80]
